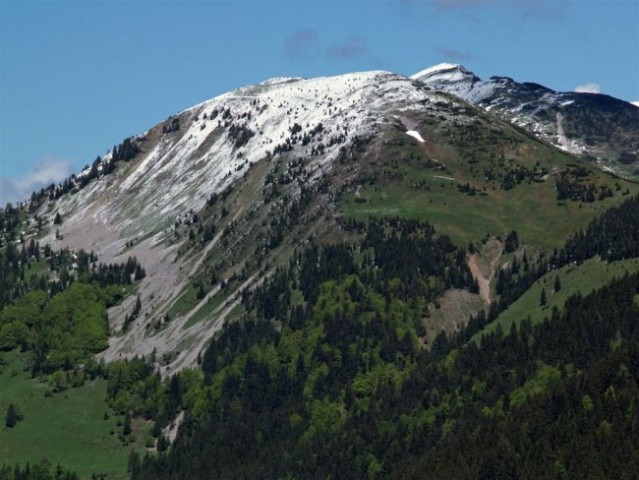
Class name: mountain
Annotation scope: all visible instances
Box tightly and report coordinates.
[412,63,639,178]
[20,67,634,375]
[2,65,639,478]
[26,70,476,374]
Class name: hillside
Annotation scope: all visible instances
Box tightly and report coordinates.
[1,65,638,478]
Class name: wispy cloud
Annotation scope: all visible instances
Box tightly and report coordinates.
[433,0,501,10]
[327,37,368,61]
[433,0,547,11]
[0,157,73,206]
[283,29,320,62]
[402,0,557,18]
[435,46,476,62]
[284,30,373,64]
[575,82,600,94]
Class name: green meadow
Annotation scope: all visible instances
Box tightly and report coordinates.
[0,352,148,479]
[472,257,639,345]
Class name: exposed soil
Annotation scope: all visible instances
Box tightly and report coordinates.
[467,238,503,305]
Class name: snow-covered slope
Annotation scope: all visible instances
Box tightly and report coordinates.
[411,63,485,102]
[47,71,451,251]
[413,64,639,176]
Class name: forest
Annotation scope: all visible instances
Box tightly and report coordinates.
[1,193,639,479]
[124,208,638,479]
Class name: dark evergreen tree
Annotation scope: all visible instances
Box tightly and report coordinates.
[504,230,519,253]
[539,287,547,307]
[554,275,562,292]
[5,403,19,428]
[123,413,132,436]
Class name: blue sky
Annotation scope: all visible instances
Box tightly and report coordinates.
[1,0,638,206]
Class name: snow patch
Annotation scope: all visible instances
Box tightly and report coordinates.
[406,130,425,143]
[410,63,463,79]
[554,112,584,155]
[259,76,304,86]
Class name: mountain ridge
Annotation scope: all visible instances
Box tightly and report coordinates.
[413,63,639,177]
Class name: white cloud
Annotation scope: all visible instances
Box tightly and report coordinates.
[0,157,74,207]
[574,82,601,94]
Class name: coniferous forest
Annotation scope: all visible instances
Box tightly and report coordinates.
[3,194,639,478]
[2,188,639,478]
[115,211,639,480]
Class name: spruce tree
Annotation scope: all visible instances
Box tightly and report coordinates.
[554,275,562,292]
[5,403,18,428]
[123,412,132,436]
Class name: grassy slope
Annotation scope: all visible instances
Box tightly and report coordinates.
[0,352,146,479]
[472,257,639,344]
[341,122,639,250]
[342,167,638,250]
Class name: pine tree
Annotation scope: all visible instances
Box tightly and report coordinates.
[505,230,519,253]
[133,295,142,317]
[123,412,132,436]
[554,275,562,292]
[540,288,547,307]
[5,403,18,428]
[127,449,141,475]
[157,435,170,452]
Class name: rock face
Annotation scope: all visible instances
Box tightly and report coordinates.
[413,63,639,178]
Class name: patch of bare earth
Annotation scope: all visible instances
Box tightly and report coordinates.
[468,237,503,305]
[426,289,485,346]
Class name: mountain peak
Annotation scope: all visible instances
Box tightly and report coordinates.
[410,63,481,89]
[412,65,639,173]
[410,63,481,100]
[410,63,470,80]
